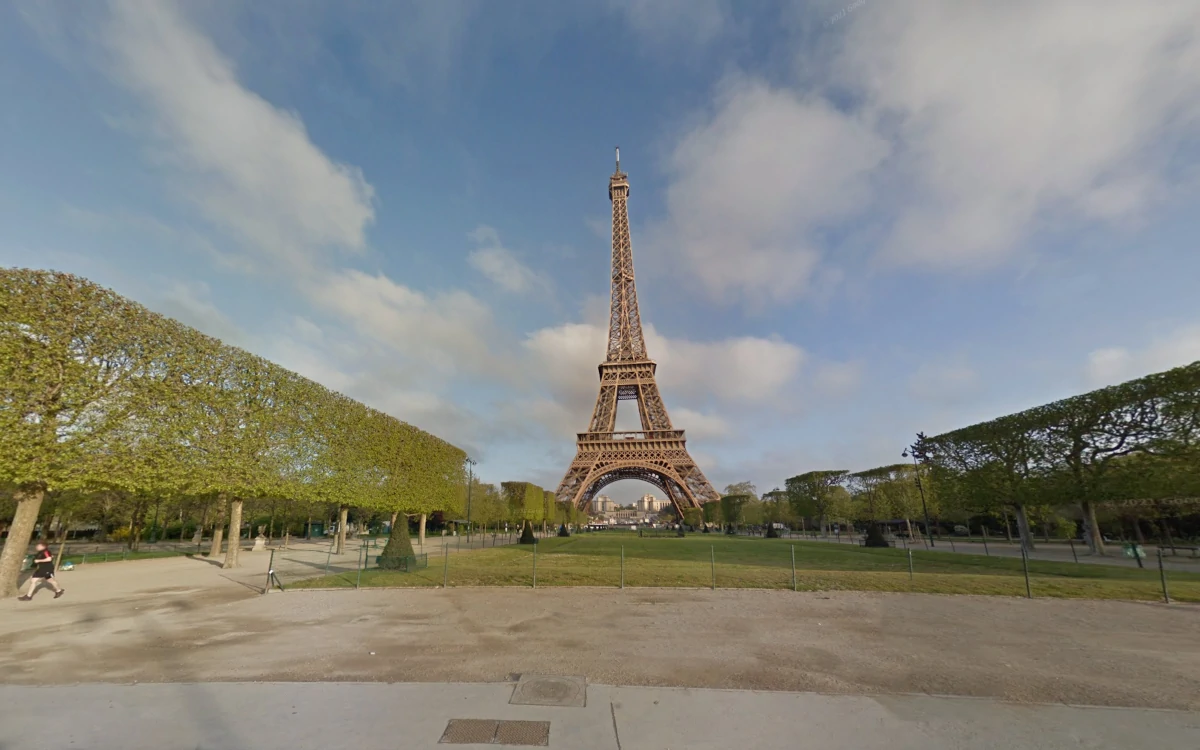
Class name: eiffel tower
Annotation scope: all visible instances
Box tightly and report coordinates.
[555,149,720,515]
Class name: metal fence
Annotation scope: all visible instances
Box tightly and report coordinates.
[263,532,1195,603]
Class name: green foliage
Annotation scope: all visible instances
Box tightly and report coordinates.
[502,481,545,523]
[0,270,466,590]
[719,494,751,528]
[785,470,849,531]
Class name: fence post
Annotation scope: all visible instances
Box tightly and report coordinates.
[791,545,797,592]
[1068,539,1078,563]
[981,527,990,556]
[908,549,914,581]
[443,543,449,588]
[620,544,625,590]
[710,545,715,590]
[1020,542,1032,599]
[1157,548,1171,604]
[263,548,275,595]
[532,542,538,589]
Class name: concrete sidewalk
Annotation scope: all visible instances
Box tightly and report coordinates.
[2,681,1196,749]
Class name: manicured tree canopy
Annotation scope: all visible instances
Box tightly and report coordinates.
[784,470,849,533]
[0,269,467,592]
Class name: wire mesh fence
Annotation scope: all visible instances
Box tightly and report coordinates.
[267,531,1198,602]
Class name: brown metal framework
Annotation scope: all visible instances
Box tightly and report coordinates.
[555,150,720,516]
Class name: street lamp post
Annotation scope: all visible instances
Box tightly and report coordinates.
[902,444,935,548]
[465,457,476,536]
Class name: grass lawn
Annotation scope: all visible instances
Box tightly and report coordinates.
[289,533,1200,602]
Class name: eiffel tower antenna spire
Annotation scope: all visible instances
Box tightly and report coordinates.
[554,153,719,516]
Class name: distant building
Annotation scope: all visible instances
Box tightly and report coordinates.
[592,495,615,513]
[636,494,667,513]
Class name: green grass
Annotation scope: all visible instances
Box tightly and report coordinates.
[289,534,1200,602]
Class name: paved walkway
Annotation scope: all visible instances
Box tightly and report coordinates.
[2,681,1196,749]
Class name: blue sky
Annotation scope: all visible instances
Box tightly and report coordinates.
[3,1,1200,504]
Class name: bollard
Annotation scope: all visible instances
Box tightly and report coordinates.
[443,544,449,588]
[1068,539,1078,563]
[710,545,716,590]
[791,545,797,592]
[1020,543,1032,599]
[908,549,914,581]
[620,545,625,590]
[532,542,538,589]
[1157,548,1170,604]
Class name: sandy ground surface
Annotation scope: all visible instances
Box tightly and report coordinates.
[1,555,1198,711]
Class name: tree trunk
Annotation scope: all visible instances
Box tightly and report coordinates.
[54,516,71,569]
[1013,504,1035,553]
[305,514,312,540]
[1001,508,1013,542]
[209,494,228,558]
[1133,515,1146,544]
[336,505,349,555]
[389,511,398,532]
[1160,520,1175,552]
[419,513,427,546]
[905,517,915,541]
[1080,500,1105,555]
[223,498,244,569]
[1042,516,1051,543]
[0,483,47,598]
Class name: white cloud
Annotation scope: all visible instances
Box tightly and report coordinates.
[1085,324,1200,387]
[466,225,547,294]
[104,0,375,272]
[304,269,499,377]
[836,1,1200,269]
[671,407,729,440]
[649,78,888,302]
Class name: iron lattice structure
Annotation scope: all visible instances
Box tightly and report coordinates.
[555,150,720,516]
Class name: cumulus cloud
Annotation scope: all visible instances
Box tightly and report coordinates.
[644,2,1200,302]
[649,79,888,302]
[836,0,1200,269]
[1085,324,1200,387]
[466,225,548,294]
[304,269,500,378]
[103,0,375,272]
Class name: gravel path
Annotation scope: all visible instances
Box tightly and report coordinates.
[1,555,1197,710]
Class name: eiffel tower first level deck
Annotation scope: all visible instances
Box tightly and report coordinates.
[555,150,719,516]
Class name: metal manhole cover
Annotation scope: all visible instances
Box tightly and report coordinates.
[495,720,550,746]
[509,674,587,707]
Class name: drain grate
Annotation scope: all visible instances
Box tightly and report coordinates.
[439,719,550,746]
[509,674,587,708]
[495,720,551,746]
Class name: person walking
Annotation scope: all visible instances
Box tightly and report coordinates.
[18,542,65,601]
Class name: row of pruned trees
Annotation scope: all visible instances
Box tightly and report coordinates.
[0,269,466,594]
[775,360,1200,554]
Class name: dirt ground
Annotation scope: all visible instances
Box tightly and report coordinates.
[1,555,1197,711]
